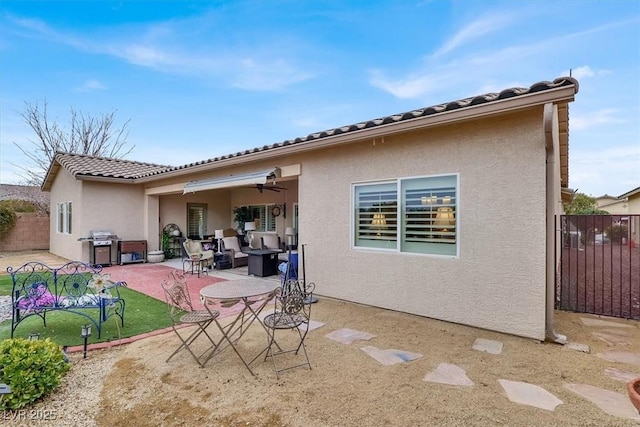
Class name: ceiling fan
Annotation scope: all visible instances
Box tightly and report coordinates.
[253,183,287,193]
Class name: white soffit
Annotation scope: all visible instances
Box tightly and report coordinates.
[183,168,280,194]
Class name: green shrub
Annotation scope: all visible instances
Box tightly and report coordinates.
[0,199,36,213]
[0,338,70,410]
[605,224,628,244]
[0,205,17,238]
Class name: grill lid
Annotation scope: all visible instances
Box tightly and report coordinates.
[90,231,114,239]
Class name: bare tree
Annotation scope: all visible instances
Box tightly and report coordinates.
[12,100,134,186]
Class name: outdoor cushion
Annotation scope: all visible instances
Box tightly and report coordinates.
[261,235,282,251]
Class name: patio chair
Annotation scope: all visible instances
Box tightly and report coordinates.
[161,270,220,367]
[261,234,284,252]
[182,239,214,269]
[262,279,316,378]
[220,236,249,268]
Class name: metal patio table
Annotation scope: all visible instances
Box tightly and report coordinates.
[199,279,278,374]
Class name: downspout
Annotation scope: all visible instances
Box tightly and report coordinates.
[544,103,567,344]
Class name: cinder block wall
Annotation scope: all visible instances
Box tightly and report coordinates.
[0,213,50,252]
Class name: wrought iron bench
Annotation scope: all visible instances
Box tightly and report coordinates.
[7,261,127,338]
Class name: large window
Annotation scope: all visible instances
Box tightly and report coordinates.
[247,204,277,232]
[56,202,72,234]
[353,174,457,256]
[187,204,206,239]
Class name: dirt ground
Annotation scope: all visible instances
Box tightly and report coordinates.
[3,251,640,426]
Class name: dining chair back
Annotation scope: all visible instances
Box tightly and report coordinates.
[161,270,220,367]
[262,279,316,378]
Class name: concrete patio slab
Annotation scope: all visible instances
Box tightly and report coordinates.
[498,379,563,411]
[472,338,503,355]
[360,346,423,366]
[424,363,474,386]
[325,328,376,345]
[564,383,640,421]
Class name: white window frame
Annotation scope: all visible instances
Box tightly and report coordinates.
[56,202,72,234]
[246,204,277,232]
[187,203,206,239]
[352,173,459,257]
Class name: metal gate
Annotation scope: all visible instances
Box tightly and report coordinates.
[556,214,640,319]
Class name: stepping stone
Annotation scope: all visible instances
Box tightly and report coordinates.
[325,328,376,345]
[580,317,634,328]
[600,328,634,337]
[472,338,503,355]
[565,383,640,421]
[564,342,590,353]
[604,367,640,382]
[499,379,563,411]
[301,319,325,332]
[593,332,632,346]
[596,351,640,366]
[424,363,474,386]
[360,346,423,366]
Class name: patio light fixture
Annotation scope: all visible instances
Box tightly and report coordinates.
[81,324,92,359]
[244,221,256,246]
[285,227,295,248]
[214,229,224,254]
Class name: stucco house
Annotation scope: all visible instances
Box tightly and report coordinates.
[596,194,629,215]
[618,186,640,246]
[41,77,579,341]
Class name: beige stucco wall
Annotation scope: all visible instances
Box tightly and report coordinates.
[299,109,548,339]
[597,197,629,214]
[49,169,147,263]
[47,106,552,340]
[49,167,84,261]
[628,193,640,245]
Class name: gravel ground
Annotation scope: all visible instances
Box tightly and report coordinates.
[1,349,116,426]
[0,296,10,323]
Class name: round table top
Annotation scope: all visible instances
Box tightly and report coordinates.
[200,279,278,300]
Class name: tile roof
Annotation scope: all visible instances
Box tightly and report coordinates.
[619,186,640,199]
[54,152,172,179]
[48,77,578,184]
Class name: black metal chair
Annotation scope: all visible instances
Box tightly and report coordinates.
[262,279,315,378]
[161,270,220,367]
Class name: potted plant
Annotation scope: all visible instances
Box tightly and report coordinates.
[232,206,252,233]
[162,230,173,259]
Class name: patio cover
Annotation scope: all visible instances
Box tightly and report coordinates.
[183,168,280,194]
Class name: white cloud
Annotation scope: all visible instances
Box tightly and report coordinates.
[571,109,624,131]
[8,13,314,92]
[433,12,516,57]
[570,145,640,196]
[76,79,106,92]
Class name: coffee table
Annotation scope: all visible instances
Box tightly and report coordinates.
[247,249,280,277]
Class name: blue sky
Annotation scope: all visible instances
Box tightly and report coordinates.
[1,0,638,197]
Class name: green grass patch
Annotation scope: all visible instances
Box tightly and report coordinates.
[1,274,17,296]
[0,274,174,346]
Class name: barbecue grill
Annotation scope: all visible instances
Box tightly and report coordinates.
[89,231,118,266]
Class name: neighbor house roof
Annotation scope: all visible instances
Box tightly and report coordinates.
[619,186,640,199]
[42,77,578,191]
[0,184,49,203]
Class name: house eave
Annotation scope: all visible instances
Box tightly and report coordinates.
[135,84,577,184]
